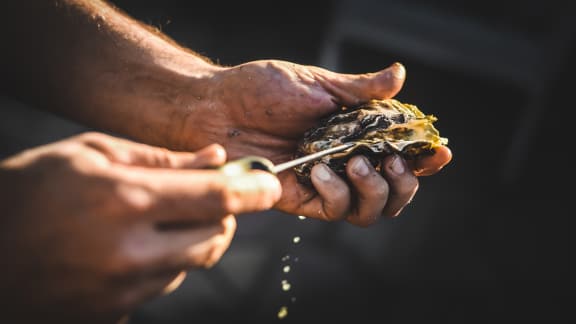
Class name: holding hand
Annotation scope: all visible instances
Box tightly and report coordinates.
[176,60,452,225]
[0,132,281,322]
[0,0,451,227]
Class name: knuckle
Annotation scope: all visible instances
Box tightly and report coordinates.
[323,207,348,222]
[371,180,390,198]
[216,186,241,214]
[113,182,155,214]
[331,189,349,205]
[76,131,107,143]
[85,179,128,215]
[320,194,351,221]
[155,147,178,168]
[396,176,419,196]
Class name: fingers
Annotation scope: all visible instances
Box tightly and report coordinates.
[307,163,352,221]
[314,62,406,106]
[82,132,281,222]
[344,155,418,226]
[284,154,418,224]
[344,156,389,226]
[155,215,236,270]
[107,217,236,310]
[118,168,282,223]
[78,132,227,169]
[115,270,186,312]
[295,154,418,225]
[378,155,419,217]
[408,146,453,176]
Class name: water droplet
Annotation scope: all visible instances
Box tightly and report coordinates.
[283,265,291,273]
[281,254,290,262]
[281,280,291,291]
[292,236,301,244]
[298,215,307,220]
[277,306,288,319]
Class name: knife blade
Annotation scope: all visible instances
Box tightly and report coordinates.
[219,142,356,176]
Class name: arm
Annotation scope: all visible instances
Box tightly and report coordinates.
[1,0,217,147]
[1,0,452,224]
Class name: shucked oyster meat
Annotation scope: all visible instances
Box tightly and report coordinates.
[293,98,448,187]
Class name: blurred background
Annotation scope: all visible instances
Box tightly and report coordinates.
[1,0,575,322]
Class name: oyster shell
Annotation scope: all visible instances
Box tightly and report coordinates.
[293,98,448,186]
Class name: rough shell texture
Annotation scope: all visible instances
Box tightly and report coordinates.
[293,98,448,187]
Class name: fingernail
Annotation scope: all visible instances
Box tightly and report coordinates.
[390,155,405,174]
[314,164,333,182]
[230,173,281,199]
[390,62,405,80]
[257,174,282,201]
[351,156,370,177]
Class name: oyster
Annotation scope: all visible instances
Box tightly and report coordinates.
[293,98,448,186]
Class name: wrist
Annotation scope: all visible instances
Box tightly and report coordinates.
[66,34,225,150]
[115,50,224,150]
[146,51,228,150]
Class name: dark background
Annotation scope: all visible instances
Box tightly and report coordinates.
[2,0,575,322]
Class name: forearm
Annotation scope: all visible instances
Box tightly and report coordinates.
[1,0,220,148]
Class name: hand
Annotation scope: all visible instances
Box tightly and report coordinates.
[0,1,450,228]
[177,60,452,225]
[0,132,281,322]
[0,0,449,227]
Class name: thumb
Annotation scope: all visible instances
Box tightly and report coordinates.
[314,62,406,107]
[124,143,228,169]
[80,132,227,169]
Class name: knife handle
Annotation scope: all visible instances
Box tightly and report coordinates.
[218,156,276,176]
